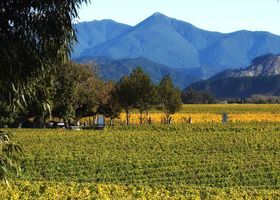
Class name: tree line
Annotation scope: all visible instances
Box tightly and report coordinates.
[0,62,182,128]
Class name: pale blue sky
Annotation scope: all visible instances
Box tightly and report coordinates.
[78,0,280,35]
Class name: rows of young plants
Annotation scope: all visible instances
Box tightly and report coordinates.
[179,104,280,114]
[1,181,280,199]
[2,123,278,197]
[82,104,280,125]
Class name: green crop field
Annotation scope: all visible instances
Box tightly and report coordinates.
[1,122,280,199]
[179,104,280,114]
[134,104,280,114]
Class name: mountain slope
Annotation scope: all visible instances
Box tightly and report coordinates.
[211,54,280,80]
[199,31,280,73]
[72,20,131,58]
[81,13,201,69]
[76,56,201,88]
[74,13,280,78]
[187,54,280,98]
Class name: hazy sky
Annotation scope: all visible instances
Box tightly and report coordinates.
[78,0,280,35]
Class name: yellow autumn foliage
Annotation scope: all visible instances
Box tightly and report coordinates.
[118,112,280,124]
[81,104,280,124]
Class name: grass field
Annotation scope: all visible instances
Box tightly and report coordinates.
[1,116,280,199]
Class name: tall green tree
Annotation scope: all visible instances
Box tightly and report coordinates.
[0,0,89,127]
[158,76,182,124]
[52,61,100,126]
[97,82,122,126]
[116,67,157,125]
[132,68,157,124]
[116,76,136,125]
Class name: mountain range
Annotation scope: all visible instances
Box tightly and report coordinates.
[76,56,201,88]
[187,54,280,98]
[73,12,280,88]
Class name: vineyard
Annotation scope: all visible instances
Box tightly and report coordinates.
[1,112,280,199]
[4,0,280,199]
[82,104,280,124]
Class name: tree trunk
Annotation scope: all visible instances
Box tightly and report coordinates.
[74,117,80,126]
[93,115,95,125]
[125,110,130,125]
[165,114,171,124]
[139,110,143,125]
[34,116,43,128]
[148,117,152,125]
[63,118,67,128]
[168,116,172,124]
[188,117,192,124]
[109,118,114,126]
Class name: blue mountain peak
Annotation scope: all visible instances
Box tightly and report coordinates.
[151,12,168,17]
[149,12,172,21]
[74,13,280,80]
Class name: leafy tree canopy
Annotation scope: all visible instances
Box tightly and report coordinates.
[52,61,100,124]
[0,0,89,125]
[158,75,182,122]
